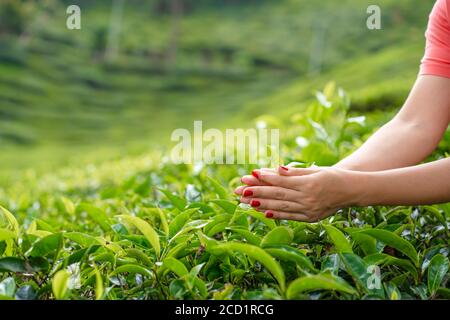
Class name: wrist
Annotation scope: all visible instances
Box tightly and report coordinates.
[342,169,372,207]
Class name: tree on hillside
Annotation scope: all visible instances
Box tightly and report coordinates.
[0,0,33,38]
[166,0,183,68]
[0,0,61,46]
[105,0,125,62]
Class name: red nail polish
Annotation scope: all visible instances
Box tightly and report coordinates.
[252,170,259,179]
[250,200,261,207]
[280,166,289,171]
[243,189,253,197]
[265,211,274,218]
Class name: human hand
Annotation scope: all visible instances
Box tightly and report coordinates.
[235,165,360,222]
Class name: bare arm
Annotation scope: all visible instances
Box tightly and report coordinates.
[335,75,450,171]
[235,159,450,222]
[236,75,450,221]
[352,157,450,206]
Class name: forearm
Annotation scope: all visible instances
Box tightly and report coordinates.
[350,158,450,206]
[335,118,440,171]
[335,76,450,172]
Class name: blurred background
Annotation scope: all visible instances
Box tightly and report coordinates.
[0,0,436,180]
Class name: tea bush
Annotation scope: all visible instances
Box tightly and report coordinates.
[0,85,448,300]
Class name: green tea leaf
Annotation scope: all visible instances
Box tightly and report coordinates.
[227,227,261,246]
[206,176,229,200]
[52,270,70,300]
[26,221,52,238]
[94,267,104,300]
[323,225,352,253]
[27,233,63,258]
[357,229,419,266]
[0,228,16,242]
[286,273,357,298]
[118,215,160,257]
[125,248,153,267]
[158,189,187,210]
[340,252,384,297]
[346,228,377,255]
[27,257,50,272]
[210,199,237,215]
[364,253,418,282]
[0,257,27,273]
[244,210,277,230]
[209,242,285,291]
[60,197,76,215]
[15,285,37,300]
[260,226,294,248]
[163,257,189,277]
[64,232,102,247]
[436,288,450,299]
[0,205,19,236]
[0,277,15,297]
[0,257,48,273]
[265,245,316,273]
[156,207,169,235]
[77,203,110,231]
[428,254,449,296]
[65,246,100,266]
[169,208,197,238]
[110,264,152,278]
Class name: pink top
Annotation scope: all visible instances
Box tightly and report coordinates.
[420,0,450,78]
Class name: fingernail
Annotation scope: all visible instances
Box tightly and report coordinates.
[250,200,260,207]
[280,166,289,171]
[265,211,274,218]
[251,170,259,179]
[243,189,253,197]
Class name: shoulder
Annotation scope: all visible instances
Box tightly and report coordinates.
[420,0,450,78]
[430,0,450,21]
[426,0,450,42]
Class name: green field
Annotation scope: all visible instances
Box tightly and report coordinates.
[0,0,431,175]
[0,0,448,300]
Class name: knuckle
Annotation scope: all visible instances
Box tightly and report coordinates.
[279,202,290,211]
[274,190,285,199]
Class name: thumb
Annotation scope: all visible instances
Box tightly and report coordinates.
[278,165,319,176]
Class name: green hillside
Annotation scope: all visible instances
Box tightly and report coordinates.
[0,0,434,177]
[0,1,449,302]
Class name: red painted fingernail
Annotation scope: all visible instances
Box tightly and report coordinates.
[243,189,253,197]
[252,170,259,179]
[250,200,260,207]
[280,166,289,171]
[265,211,274,218]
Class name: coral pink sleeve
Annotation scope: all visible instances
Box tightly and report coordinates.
[420,0,450,78]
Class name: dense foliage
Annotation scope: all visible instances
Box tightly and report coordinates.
[0,85,448,300]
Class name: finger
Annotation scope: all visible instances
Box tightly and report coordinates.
[240,197,304,213]
[260,167,278,173]
[240,175,269,186]
[241,186,300,201]
[278,166,319,176]
[264,210,313,222]
[234,186,246,195]
[253,169,299,188]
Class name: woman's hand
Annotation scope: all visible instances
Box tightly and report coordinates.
[234,166,361,222]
